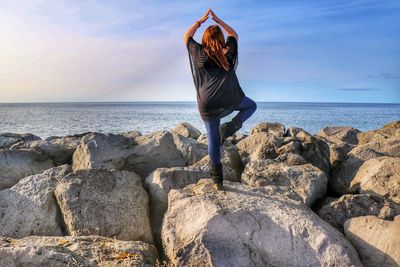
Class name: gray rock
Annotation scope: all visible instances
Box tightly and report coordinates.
[250,122,286,137]
[0,132,41,149]
[349,156,400,204]
[144,166,210,249]
[278,127,331,176]
[0,165,71,238]
[316,194,400,231]
[190,145,244,182]
[54,169,153,243]
[357,120,400,145]
[236,132,283,165]
[196,133,208,144]
[317,126,361,146]
[344,215,400,267]
[72,132,137,172]
[171,122,202,140]
[0,149,54,190]
[0,235,158,267]
[72,130,185,178]
[161,179,363,266]
[124,130,186,178]
[172,132,208,165]
[241,159,328,207]
[11,133,84,165]
[331,137,400,195]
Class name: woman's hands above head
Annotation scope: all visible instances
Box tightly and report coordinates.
[198,8,212,24]
[210,9,221,23]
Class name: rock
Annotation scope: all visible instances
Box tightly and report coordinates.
[330,136,400,195]
[117,130,142,139]
[236,132,283,165]
[250,122,286,137]
[317,126,361,146]
[224,133,249,145]
[349,156,400,204]
[316,194,400,231]
[124,130,186,178]
[0,235,158,266]
[197,133,208,144]
[11,133,85,165]
[144,166,210,249]
[172,132,208,165]
[72,132,137,172]
[54,169,153,243]
[278,127,331,176]
[344,215,400,267]
[171,122,202,140]
[241,158,327,207]
[0,132,41,149]
[0,165,72,238]
[0,149,54,190]
[161,179,362,266]
[358,120,400,145]
[72,130,185,178]
[191,145,244,182]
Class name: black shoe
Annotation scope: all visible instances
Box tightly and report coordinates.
[219,116,243,145]
[210,162,223,190]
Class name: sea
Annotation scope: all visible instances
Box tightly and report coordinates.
[0,102,399,139]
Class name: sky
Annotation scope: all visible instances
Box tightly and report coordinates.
[0,0,399,103]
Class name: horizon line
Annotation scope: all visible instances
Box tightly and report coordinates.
[0,100,399,105]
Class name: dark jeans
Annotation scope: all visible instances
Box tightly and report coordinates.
[204,96,257,166]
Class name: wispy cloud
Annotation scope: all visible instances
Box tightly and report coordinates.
[338,87,380,91]
[368,72,400,79]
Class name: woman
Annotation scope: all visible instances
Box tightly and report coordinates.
[184,8,257,190]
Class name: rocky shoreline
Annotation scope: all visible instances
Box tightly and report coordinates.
[0,120,399,266]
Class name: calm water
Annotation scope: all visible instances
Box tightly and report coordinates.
[0,102,399,139]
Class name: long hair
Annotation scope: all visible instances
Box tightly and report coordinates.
[201,25,230,72]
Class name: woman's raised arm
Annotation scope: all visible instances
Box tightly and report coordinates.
[183,8,212,44]
[211,10,238,41]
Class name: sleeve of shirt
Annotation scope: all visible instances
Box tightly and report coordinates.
[226,36,238,71]
[186,36,207,68]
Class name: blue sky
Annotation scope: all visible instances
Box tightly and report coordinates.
[0,0,399,103]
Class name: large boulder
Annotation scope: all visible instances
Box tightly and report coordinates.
[191,145,244,182]
[0,235,158,266]
[72,130,185,178]
[278,127,331,176]
[124,130,186,177]
[316,194,400,231]
[0,132,41,149]
[357,120,400,145]
[0,165,71,238]
[236,132,283,165]
[316,126,361,166]
[241,157,327,207]
[54,169,153,243]
[250,122,286,137]
[0,149,54,190]
[172,132,208,165]
[330,136,400,195]
[72,132,137,172]
[11,133,86,165]
[344,215,400,267]
[317,126,360,146]
[171,122,201,140]
[161,179,363,266]
[349,156,400,204]
[144,166,210,249]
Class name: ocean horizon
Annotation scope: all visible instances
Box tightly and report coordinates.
[1,101,399,139]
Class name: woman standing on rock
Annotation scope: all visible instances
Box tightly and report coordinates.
[184,8,257,190]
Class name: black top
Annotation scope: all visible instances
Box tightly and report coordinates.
[186,35,245,122]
